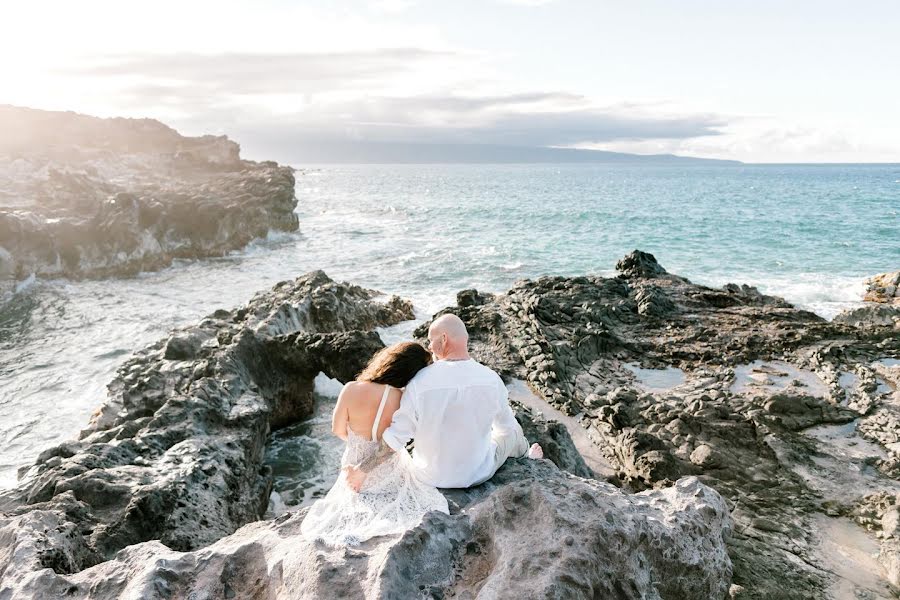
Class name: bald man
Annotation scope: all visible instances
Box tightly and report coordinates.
[368,313,542,489]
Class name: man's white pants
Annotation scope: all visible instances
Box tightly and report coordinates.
[471,425,529,486]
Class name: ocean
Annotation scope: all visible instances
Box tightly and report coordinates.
[1,163,898,489]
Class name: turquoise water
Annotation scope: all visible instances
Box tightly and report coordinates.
[297,164,898,314]
[1,163,897,488]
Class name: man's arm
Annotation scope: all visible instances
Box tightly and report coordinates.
[493,379,543,462]
[491,378,521,436]
[381,381,419,453]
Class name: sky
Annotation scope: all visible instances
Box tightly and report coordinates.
[1,0,898,163]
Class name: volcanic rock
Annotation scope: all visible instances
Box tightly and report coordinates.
[865,272,900,305]
[416,250,900,599]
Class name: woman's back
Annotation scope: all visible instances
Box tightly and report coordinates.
[336,381,402,442]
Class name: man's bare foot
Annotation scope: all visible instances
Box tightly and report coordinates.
[526,443,543,459]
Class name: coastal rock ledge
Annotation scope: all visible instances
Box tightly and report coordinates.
[0,463,732,600]
[0,105,299,283]
[0,266,733,599]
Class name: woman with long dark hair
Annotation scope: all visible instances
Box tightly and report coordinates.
[300,342,449,546]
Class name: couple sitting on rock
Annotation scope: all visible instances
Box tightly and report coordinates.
[301,314,543,546]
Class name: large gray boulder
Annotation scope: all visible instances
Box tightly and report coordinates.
[0,460,732,600]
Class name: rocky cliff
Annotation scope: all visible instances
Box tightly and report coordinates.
[0,106,298,283]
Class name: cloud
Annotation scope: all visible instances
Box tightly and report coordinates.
[73,49,455,93]
[62,50,731,159]
[157,94,728,164]
[285,94,726,146]
[370,0,418,12]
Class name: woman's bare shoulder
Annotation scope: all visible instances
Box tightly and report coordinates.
[341,380,381,401]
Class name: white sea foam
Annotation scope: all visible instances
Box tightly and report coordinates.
[313,372,344,398]
[0,471,17,491]
[702,272,867,320]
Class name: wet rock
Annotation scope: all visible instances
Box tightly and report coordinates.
[615,249,668,279]
[761,393,855,430]
[833,304,900,329]
[721,283,790,307]
[0,106,299,282]
[163,330,211,360]
[512,401,593,478]
[240,269,414,335]
[865,272,900,305]
[633,283,676,317]
[457,288,490,307]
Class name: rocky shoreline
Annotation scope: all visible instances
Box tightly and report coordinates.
[0,252,897,599]
[419,251,900,599]
[0,106,299,286]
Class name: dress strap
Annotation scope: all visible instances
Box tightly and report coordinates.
[371,384,391,440]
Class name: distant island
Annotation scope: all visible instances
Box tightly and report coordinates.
[272,139,743,165]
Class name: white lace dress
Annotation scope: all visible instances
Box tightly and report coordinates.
[300,385,449,546]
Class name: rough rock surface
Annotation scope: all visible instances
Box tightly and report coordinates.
[0,460,732,600]
[0,105,298,283]
[513,401,594,479]
[0,271,412,582]
[832,303,900,329]
[414,251,900,599]
[0,261,736,600]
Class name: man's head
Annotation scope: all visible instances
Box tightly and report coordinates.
[427,314,469,361]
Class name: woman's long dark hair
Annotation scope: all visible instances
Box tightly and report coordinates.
[357,342,432,388]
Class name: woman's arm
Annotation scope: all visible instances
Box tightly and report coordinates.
[331,383,352,440]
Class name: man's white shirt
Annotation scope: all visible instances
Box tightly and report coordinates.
[382,358,524,488]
